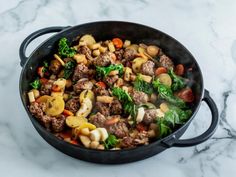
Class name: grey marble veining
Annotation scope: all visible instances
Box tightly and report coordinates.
[0,0,236,177]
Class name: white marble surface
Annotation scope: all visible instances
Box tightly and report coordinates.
[0,0,236,176]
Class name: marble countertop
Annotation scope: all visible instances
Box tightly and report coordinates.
[0,0,236,176]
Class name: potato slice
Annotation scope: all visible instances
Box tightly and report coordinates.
[147,45,159,57]
[96,96,113,104]
[123,40,131,48]
[79,34,96,46]
[97,128,109,141]
[90,141,99,149]
[28,91,35,103]
[136,107,145,123]
[36,95,52,103]
[45,96,65,116]
[157,73,172,87]
[126,44,139,51]
[76,122,96,133]
[79,90,95,104]
[124,67,132,81]
[79,135,91,148]
[30,89,40,99]
[160,102,169,113]
[90,129,101,141]
[73,54,87,64]
[66,116,88,128]
[132,57,148,73]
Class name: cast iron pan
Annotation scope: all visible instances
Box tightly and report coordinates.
[19,21,219,164]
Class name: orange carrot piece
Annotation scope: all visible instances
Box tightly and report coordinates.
[112,38,123,49]
[105,116,120,125]
[37,67,45,78]
[175,64,184,76]
[70,140,78,145]
[63,109,74,116]
[51,84,61,92]
[155,67,167,76]
[40,78,48,85]
[96,81,107,89]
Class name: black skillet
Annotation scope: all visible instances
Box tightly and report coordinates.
[19,21,219,164]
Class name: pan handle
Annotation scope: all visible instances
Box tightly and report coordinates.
[19,26,70,67]
[162,89,219,147]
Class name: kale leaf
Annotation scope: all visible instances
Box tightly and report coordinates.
[58,37,76,58]
[96,64,124,78]
[63,60,76,79]
[30,78,41,89]
[168,68,186,91]
[104,134,118,149]
[112,87,136,117]
[133,74,153,95]
[152,79,186,108]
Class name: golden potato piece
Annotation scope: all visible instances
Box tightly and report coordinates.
[36,95,52,103]
[79,90,95,103]
[66,116,88,128]
[45,96,65,116]
[79,34,96,46]
[76,122,96,133]
[76,98,93,118]
[157,73,172,87]
[132,57,148,73]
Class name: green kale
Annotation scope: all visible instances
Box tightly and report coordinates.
[104,134,119,150]
[168,68,186,91]
[157,106,192,138]
[30,78,41,89]
[96,64,124,78]
[63,60,76,79]
[58,37,76,58]
[133,74,153,95]
[112,87,136,117]
[152,79,186,108]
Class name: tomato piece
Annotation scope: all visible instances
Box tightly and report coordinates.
[176,88,194,102]
[175,64,184,76]
[112,38,123,49]
[155,67,167,76]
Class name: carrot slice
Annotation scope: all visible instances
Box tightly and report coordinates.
[155,67,167,76]
[37,67,45,78]
[51,84,61,92]
[112,38,123,49]
[63,109,74,116]
[40,78,48,85]
[70,140,78,145]
[105,116,120,125]
[175,64,184,76]
[95,81,106,89]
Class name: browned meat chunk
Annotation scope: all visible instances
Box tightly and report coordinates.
[140,60,155,76]
[95,102,110,116]
[73,79,93,93]
[89,112,107,127]
[93,87,110,96]
[104,75,119,86]
[77,46,93,60]
[29,102,46,119]
[72,64,89,81]
[110,99,122,115]
[29,101,66,132]
[123,49,137,60]
[51,115,66,132]
[107,121,129,138]
[120,131,149,148]
[142,109,158,125]
[65,98,80,114]
[40,80,54,95]
[120,136,135,148]
[159,55,174,69]
[114,49,124,60]
[94,51,112,66]
[49,59,62,74]
[130,90,148,105]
